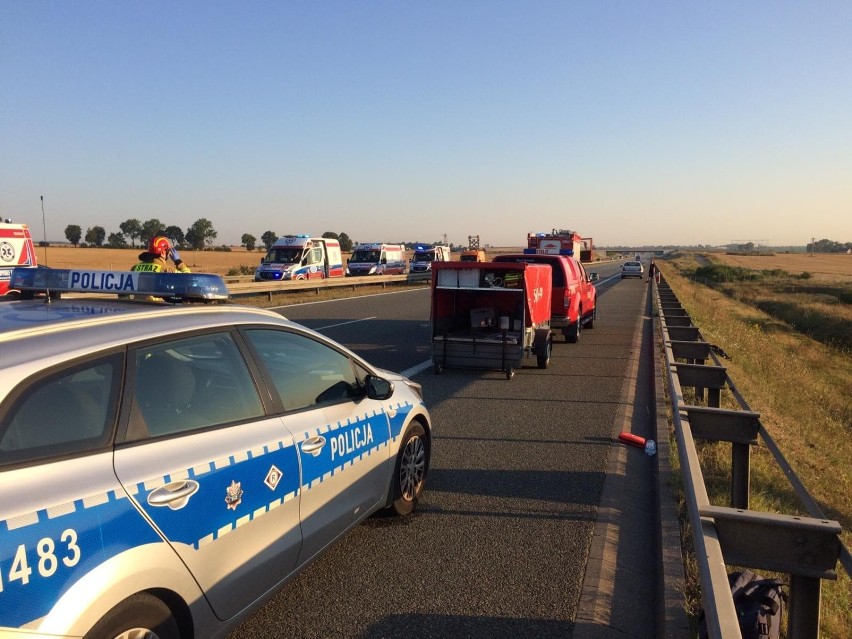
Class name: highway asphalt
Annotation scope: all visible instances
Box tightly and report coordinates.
[227,265,687,638]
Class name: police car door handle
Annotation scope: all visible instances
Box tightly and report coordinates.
[147,480,200,510]
[301,435,326,457]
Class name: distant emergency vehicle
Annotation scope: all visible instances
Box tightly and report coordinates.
[526,229,594,262]
[0,221,38,296]
[255,235,344,281]
[346,243,406,276]
[409,244,451,273]
[459,249,486,262]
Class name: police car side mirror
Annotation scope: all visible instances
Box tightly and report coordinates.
[365,375,394,400]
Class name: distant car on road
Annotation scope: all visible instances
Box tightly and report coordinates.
[0,267,432,638]
[621,260,644,279]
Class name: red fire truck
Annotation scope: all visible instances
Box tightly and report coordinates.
[526,229,594,262]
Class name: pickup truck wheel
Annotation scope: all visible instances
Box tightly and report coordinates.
[567,314,581,343]
[586,308,596,329]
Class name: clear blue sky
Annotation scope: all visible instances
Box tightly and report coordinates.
[2,2,850,248]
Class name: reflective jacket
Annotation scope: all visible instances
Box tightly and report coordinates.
[131,252,191,274]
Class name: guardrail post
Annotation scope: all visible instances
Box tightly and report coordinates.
[789,574,822,639]
[684,406,759,509]
[663,315,692,327]
[665,326,700,341]
[730,443,751,510]
[700,505,842,639]
[668,340,710,364]
[673,363,727,408]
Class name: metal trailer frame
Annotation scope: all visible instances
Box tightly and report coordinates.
[430,262,552,379]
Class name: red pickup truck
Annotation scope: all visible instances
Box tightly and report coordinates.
[493,253,597,342]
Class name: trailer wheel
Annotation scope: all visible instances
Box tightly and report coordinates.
[433,361,443,375]
[534,329,552,369]
[505,367,514,380]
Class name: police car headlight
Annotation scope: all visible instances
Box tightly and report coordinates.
[402,378,423,402]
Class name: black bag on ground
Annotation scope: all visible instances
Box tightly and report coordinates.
[699,569,787,639]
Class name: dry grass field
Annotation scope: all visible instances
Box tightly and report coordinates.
[661,254,851,637]
[688,252,852,352]
[716,252,852,281]
[37,246,267,276]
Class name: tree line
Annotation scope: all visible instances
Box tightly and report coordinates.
[62,220,358,253]
[806,238,852,254]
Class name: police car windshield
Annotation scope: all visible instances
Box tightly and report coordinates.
[266,248,302,264]
[413,251,435,261]
[352,251,381,262]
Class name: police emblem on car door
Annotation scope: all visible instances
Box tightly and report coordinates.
[112,332,303,620]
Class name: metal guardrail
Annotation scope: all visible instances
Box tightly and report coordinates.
[653,275,847,638]
[222,256,619,299]
[226,273,425,300]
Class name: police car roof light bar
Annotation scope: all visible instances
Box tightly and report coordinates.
[10,268,230,302]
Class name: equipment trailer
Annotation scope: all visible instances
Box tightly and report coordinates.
[430,261,552,379]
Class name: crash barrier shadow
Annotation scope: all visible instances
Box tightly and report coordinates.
[653,276,850,639]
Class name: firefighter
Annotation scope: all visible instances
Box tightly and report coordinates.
[647,260,658,283]
[132,236,191,274]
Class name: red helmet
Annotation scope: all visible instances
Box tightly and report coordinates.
[148,235,172,258]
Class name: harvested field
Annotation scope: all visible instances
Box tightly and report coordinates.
[37,246,267,276]
[716,253,852,281]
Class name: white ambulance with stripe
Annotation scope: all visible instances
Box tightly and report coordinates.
[346,243,407,276]
[0,220,38,296]
[255,235,345,282]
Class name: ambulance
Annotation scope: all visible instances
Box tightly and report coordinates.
[255,235,344,281]
[409,244,451,273]
[346,243,407,276]
[0,220,39,296]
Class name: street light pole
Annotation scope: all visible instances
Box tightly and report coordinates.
[40,195,48,265]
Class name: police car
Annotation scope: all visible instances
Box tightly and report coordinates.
[0,268,432,638]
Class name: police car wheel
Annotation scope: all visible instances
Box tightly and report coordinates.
[84,593,179,639]
[391,422,428,515]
